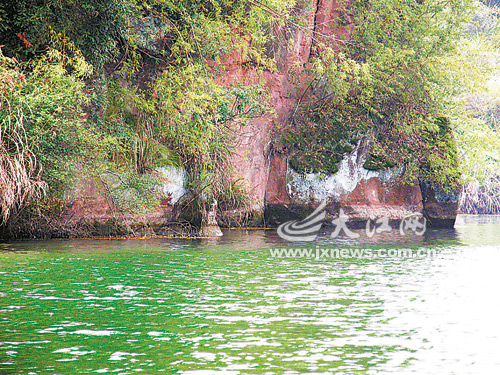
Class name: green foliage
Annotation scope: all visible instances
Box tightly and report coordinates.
[104,0,279,215]
[139,0,296,66]
[0,0,281,227]
[448,3,500,211]
[285,110,358,174]
[357,117,461,194]
[285,0,475,190]
[102,170,164,213]
[0,49,93,206]
[363,143,396,171]
[456,104,500,184]
[419,117,461,192]
[153,63,269,210]
[1,0,134,68]
[0,53,47,222]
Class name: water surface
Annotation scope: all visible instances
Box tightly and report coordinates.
[1,215,499,374]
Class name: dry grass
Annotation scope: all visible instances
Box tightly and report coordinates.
[459,179,500,214]
[0,108,47,223]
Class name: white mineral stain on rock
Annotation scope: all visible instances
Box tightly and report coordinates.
[157,167,186,204]
[287,145,402,203]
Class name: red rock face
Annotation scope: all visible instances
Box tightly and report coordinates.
[343,178,422,208]
[222,0,457,227]
[265,151,290,205]
[221,13,318,208]
[61,0,457,230]
[224,0,354,209]
[313,0,353,49]
[65,177,114,220]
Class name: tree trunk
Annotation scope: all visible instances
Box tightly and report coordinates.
[200,200,223,237]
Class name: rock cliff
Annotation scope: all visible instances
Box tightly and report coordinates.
[223,0,459,229]
[58,0,459,236]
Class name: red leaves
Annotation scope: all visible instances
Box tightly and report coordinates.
[17,32,33,48]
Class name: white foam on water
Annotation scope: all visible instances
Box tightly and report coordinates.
[71,330,122,336]
[109,351,145,361]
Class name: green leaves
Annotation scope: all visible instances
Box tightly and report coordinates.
[0,49,90,220]
[153,62,269,204]
[2,0,134,68]
[287,0,476,189]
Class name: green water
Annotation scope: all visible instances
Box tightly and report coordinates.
[1,215,500,374]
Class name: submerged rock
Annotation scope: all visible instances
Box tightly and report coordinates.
[420,181,460,228]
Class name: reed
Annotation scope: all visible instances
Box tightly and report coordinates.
[459,179,500,214]
[0,105,47,223]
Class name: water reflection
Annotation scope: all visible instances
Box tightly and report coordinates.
[455,214,500,246]
[0,214,495,254]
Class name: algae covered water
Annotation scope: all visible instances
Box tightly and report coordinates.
[1,215,500,374]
